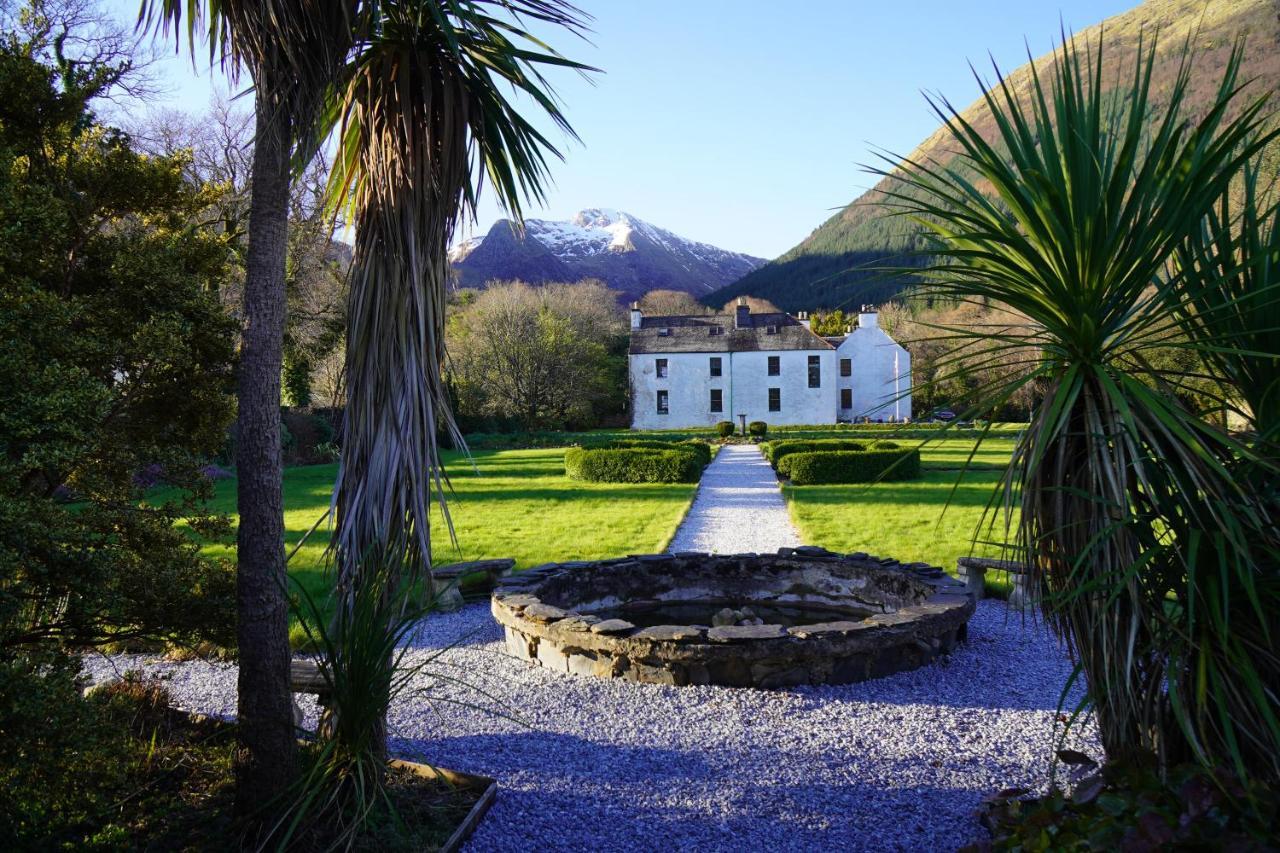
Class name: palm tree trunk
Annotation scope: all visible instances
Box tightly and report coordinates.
[234,99,296,815]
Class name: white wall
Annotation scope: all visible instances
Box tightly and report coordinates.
[630,350,837,429]
[835,313,912,422]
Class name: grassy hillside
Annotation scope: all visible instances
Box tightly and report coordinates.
[708,0,1280,313]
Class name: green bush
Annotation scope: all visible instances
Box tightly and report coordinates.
[592,439,712,467]
[716,420,735,438]
[766,439,867,466]
[786,448,922,485]
[747,421,767,438]
[564,446,703,483]
[871,440,900,449]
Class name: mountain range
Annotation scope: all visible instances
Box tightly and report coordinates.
[708,0,1280,313]
[449,208,765,303]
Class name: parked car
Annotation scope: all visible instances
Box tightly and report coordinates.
[933,409,957,422]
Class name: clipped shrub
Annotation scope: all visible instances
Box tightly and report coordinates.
[871,440,900,449]
[716,420,735,438]
[593,439,712,467]
[786,448,922,485]
[767,439,867,467]
[564,446,702,483]
[747,421,767,438]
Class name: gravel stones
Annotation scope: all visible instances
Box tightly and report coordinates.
[79,599,1100,851]
[668,445,802,554]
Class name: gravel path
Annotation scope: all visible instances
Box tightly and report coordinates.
[82,600,1098,852]
[668,444,801,554]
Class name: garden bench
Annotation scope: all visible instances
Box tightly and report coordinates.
[431,558,516,611]
[289,658,332,730]
[956,556,1036,610]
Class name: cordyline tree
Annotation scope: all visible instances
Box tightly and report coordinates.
[881,33,1280,786]
[141,0,357,813]
[322,0,593,761]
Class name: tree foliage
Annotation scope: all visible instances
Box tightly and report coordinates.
[447,281,625,431]
[0,12,238,840]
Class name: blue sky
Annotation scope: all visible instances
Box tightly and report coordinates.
[107,0,1136,258]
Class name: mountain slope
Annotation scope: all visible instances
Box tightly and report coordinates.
[709,0,1280,313]
[451,208,765,303]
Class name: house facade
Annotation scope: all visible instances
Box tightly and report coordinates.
[629,299,911,430]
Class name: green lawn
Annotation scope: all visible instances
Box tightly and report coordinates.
[782,437,1021,595]
[162,448,697,642]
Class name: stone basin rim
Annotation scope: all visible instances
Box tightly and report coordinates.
[490,547,977,688]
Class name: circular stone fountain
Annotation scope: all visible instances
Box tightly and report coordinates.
[490,547,976,688]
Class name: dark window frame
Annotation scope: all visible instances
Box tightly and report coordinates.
[710,388,723,413]
[656,358,668,378]
[656,389,669,415]
[709,357,722,377]
[768,387,781,412]
[808,355,821,388]
[767,356,780,376]
[841,388,853,409]
[840,358,852,377]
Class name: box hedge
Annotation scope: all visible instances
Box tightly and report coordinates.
[715,420,735,438]
[564,442,709,483]
[786,448,922,485]
[765,438,868,466]
[601,439,712,467]
[747,420,768,438]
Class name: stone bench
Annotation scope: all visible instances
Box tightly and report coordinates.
[432,558,516,611]
[956,556,1036,609]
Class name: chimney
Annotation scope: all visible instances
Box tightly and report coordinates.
[796,310,811,330]
[735,296,750,329]
[858,304,878,329]
[630,302,642,331]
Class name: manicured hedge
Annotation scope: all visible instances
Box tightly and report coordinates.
[564,443,709,483]
[764,439,867,466]
[747,421,768,438]
[601,439,712,467]
[786,448,922,485]
[716,420,735,438]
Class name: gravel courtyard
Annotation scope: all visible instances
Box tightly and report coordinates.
[84,601,1096,852]
[81,443,1098,850]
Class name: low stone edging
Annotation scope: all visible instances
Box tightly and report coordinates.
[491,547,975,688]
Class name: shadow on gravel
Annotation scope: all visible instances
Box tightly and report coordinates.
[390,732,986,850]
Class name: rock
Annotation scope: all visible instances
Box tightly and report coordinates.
[786,620,873,639]
[707,624,788,642]
[589,619,635,635]
[523,603,570,622]
[632,625,704,642]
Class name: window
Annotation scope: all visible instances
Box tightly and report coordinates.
[808,355,821,388]
[768,387,781,412]
[841,388,853,409]
[840,358,852,377]
[656,390,669,415]
[709,326,723,337]
[767,356,780,376]
[656,358,668,378]
[766,325,778,335]
[709,357,722,377]
[658,327,671,337]
[710,389,723,413]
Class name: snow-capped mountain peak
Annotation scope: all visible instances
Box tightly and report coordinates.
[450,208,766,302]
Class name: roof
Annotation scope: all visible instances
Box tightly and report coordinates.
[629,311,834,355]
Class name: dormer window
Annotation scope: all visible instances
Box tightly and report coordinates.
[658,327,671,337]
[708,326,723,336]
[766,325,778,335]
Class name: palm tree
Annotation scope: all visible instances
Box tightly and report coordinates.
[322,0,591,759]
[880,34,1279,781]
[141,0,357,812]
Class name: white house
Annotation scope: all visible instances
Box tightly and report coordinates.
[629,298,911,429]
